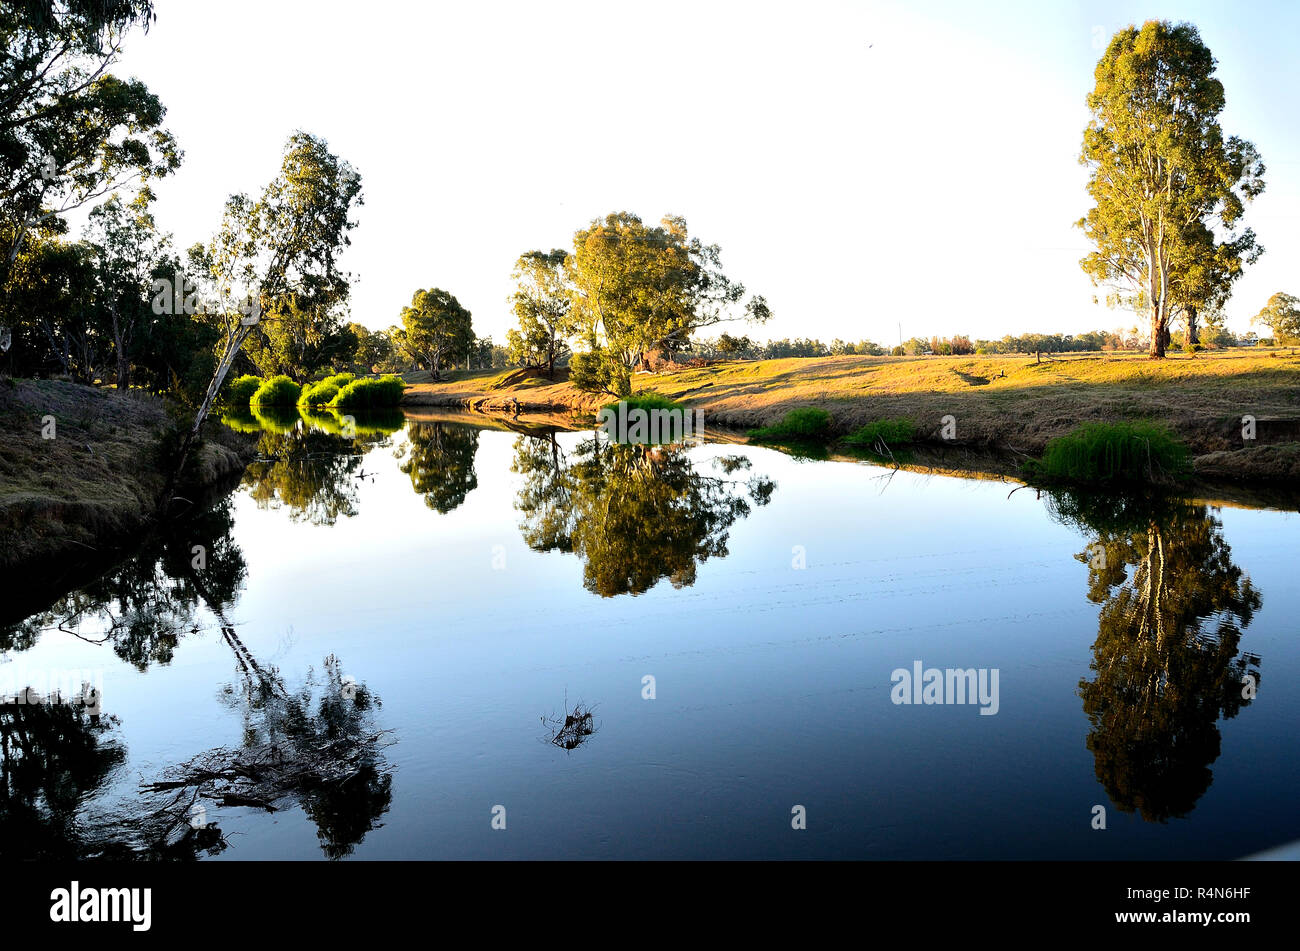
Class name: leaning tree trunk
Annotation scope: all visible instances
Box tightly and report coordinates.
[164,322,257,510]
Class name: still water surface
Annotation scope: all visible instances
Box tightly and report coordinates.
[5,409,1298,859]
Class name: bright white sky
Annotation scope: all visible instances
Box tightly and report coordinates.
[114,0,1299,344]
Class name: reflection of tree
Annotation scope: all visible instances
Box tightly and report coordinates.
[243,425,367,525]
[232,406,399,525]
[2,497,393,858]
[513,434,775,597]
[1048,491,1262,822]
[400,421,480,514]
[0,698,125,859]
[2,502,247,670]
[146,652,393,860]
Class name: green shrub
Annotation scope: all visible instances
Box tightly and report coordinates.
[1026,421,1189,485]
[600,391,684,415]
[570,350,619,395]
[329,374,405,409]
[748,407,832,443]
[222,374,262,408]
[323,372,356,388]
[298,379,341,407]
[250,374,301,409]
[843,418,916,448]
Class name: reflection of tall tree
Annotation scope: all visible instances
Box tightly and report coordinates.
[2,499,393,858]
[513,434,775,597]
[243,424,368,525]
[0,692,229,859]
[1048,491,1262,822]
[3,501,247,670]
[0,699,124,859]
[400,422,480,514]
[152,648,393,860]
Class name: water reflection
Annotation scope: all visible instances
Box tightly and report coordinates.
[399,421,480,514]
[0,492,395,859]
[4,501,247,670]
[512,432,775,596]
[0,697,125,859]
[1047,491,1263,822]
[233,406,402,525]
[152,654,392,860]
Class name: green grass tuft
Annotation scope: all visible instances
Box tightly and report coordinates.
[298,379,342,407]
[842,418,916,448]
[249,375,301,410]
[329,374,405,409]
[600,391,685,414]
[1026,421,1189,485]
[221,374,262,409]
[748,407,832,443]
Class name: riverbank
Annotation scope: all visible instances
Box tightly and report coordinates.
[401,349,1300,484]
[0,378,254,576]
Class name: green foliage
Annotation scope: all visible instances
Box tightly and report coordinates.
[508,249,576,377]
[349,322,394,372]
[243,294,359,380]
[570,349,616,395]
[298,379,341,407]
[250,374,302,410]
[600,392,684,415]
[0,1,179,298]
[328,375,405,409]
[747,408,833,443]
[398,288,473,380]
[568,212,768,397]
[1078,21,1264,358]
[222,374,262,408]
[843,418,916,448]
[1253,292,1300,345]
[1027,421,1190,485]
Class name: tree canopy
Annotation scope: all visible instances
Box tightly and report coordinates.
[397,287,473,380]
[1078,21,1264,358]
[506,248,575,379]
[1253,292,1300,345]
[567,212,769,396]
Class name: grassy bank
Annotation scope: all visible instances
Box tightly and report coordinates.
[0,378,254,571]
[401,350,1300,483]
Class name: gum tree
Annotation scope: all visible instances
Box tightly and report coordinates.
[506,248,575,379]
[84,189,169,388]
[1169,223,1258,348]
[176,132,362,479]
[1078,21,1264,358]
[1253,292,1300,345]
[568,212,770,396]
[1,0,179,354]
[397,287,473,381]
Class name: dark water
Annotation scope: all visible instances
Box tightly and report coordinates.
[4,407,1298,859]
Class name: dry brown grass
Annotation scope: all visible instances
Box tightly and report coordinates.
[0,379,250,568]
[402,349,1300,457]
